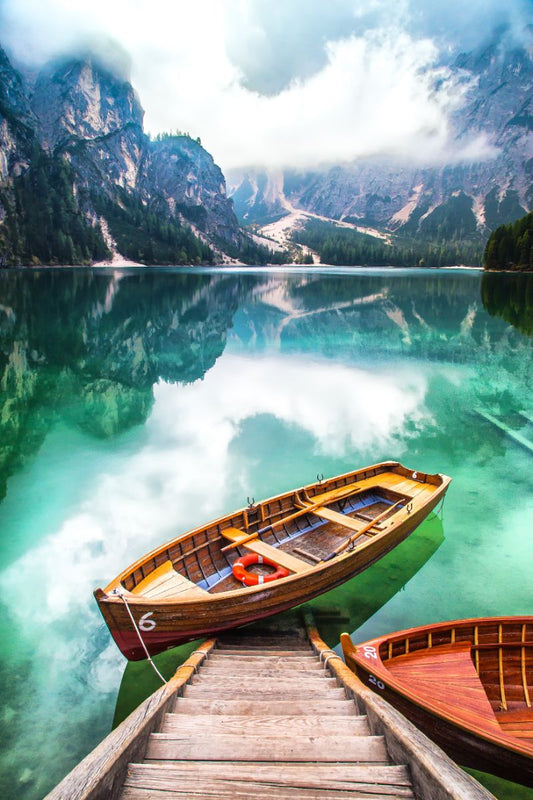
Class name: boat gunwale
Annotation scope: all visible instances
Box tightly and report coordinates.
[345,616,533,761]
[96,462,450,604]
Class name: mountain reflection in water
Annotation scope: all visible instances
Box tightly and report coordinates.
[0,266,532,800]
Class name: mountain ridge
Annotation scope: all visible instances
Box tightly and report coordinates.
[229,29,533,252]
[0,47,282,266]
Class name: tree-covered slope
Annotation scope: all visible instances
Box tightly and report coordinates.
[293,219,483,267]
[484,211,533,271]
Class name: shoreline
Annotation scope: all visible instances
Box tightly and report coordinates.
[0,262,489,272]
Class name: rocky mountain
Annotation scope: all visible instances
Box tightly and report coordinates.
[0,47,250,265]
[230,29,533,244]
[0,47,36,181]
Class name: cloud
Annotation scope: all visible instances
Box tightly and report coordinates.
[224,0,364,95]
[0,0,528,169]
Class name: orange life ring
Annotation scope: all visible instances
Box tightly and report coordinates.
[232,553,290,586]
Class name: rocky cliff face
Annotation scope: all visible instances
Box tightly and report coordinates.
[30,56,150,195]
[148,136,240,246]
[0,48,36,181]
[0,48,241,259]
[31,57,145,149]
[230,31,533,238]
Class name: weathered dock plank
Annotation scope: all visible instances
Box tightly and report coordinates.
[44,611,496,800]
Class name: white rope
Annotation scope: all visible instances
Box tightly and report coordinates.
[435,493,447,518]
[113,589,167,684]
[319,648,342,667]
[323,652,343,670]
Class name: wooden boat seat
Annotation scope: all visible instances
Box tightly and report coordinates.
[386,642,500,729]
[131,560,209,600]
[304,504,386,534]
[221,528,311,574]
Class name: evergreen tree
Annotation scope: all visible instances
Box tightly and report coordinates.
[0,148,109,265]
[483,211,533,271]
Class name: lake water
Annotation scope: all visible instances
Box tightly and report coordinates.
[0,266,532,799]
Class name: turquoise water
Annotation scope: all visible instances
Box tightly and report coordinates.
[0,267,532,799]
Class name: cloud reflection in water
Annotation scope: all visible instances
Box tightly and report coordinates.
[0,351,429,796]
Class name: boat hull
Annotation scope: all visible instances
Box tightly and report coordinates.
[95,462,450,660]
[343,617,533,787]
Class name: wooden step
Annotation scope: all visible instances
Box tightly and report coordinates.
[202,661,324,678]
[122,764,414,799]
[182,685,346,700]
[204,659,324,670]
[162,713,370,737]
[145,731,389,762]
[121,784,414,799]
[217,632,309,642]
[124,761,413,791]
[212,648,313,656]
[209,652,316,660]
[189,674,338,688]
[173,697,357,716]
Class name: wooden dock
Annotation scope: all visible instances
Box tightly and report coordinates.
[476,408,533,455]
[45,611,495,800]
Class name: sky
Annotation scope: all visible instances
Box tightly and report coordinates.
[0,0,531,171]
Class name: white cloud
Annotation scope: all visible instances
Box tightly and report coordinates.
[0,0,511,169]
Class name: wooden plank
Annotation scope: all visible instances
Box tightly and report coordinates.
[145,731,389,762]
[200,665,325,675]
[238,540,312,573]
[305,505,369,533]
[121,784,413,800]
[173,697,357,716]
[321,499,404,561]
[206,653,321,662]
[131,560,208,599]
[386,643,499,727]
[125,761,413,788]
[190,674,339,688]
[121,779,413,799]
[213,648,313,655]
[217,634,310,645]
[182,685,346,699]
[207,655,318,663]
[162,713,370,737]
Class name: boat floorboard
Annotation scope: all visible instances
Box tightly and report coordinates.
[496,708,533,737]
[386,643,500,730]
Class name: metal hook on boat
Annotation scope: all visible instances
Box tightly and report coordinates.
[317,473,324,484]
[247,497,256,509]
[407,502,413,514]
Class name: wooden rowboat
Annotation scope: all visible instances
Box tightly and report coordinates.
[341,617,533,787]
[94,461,450,660]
